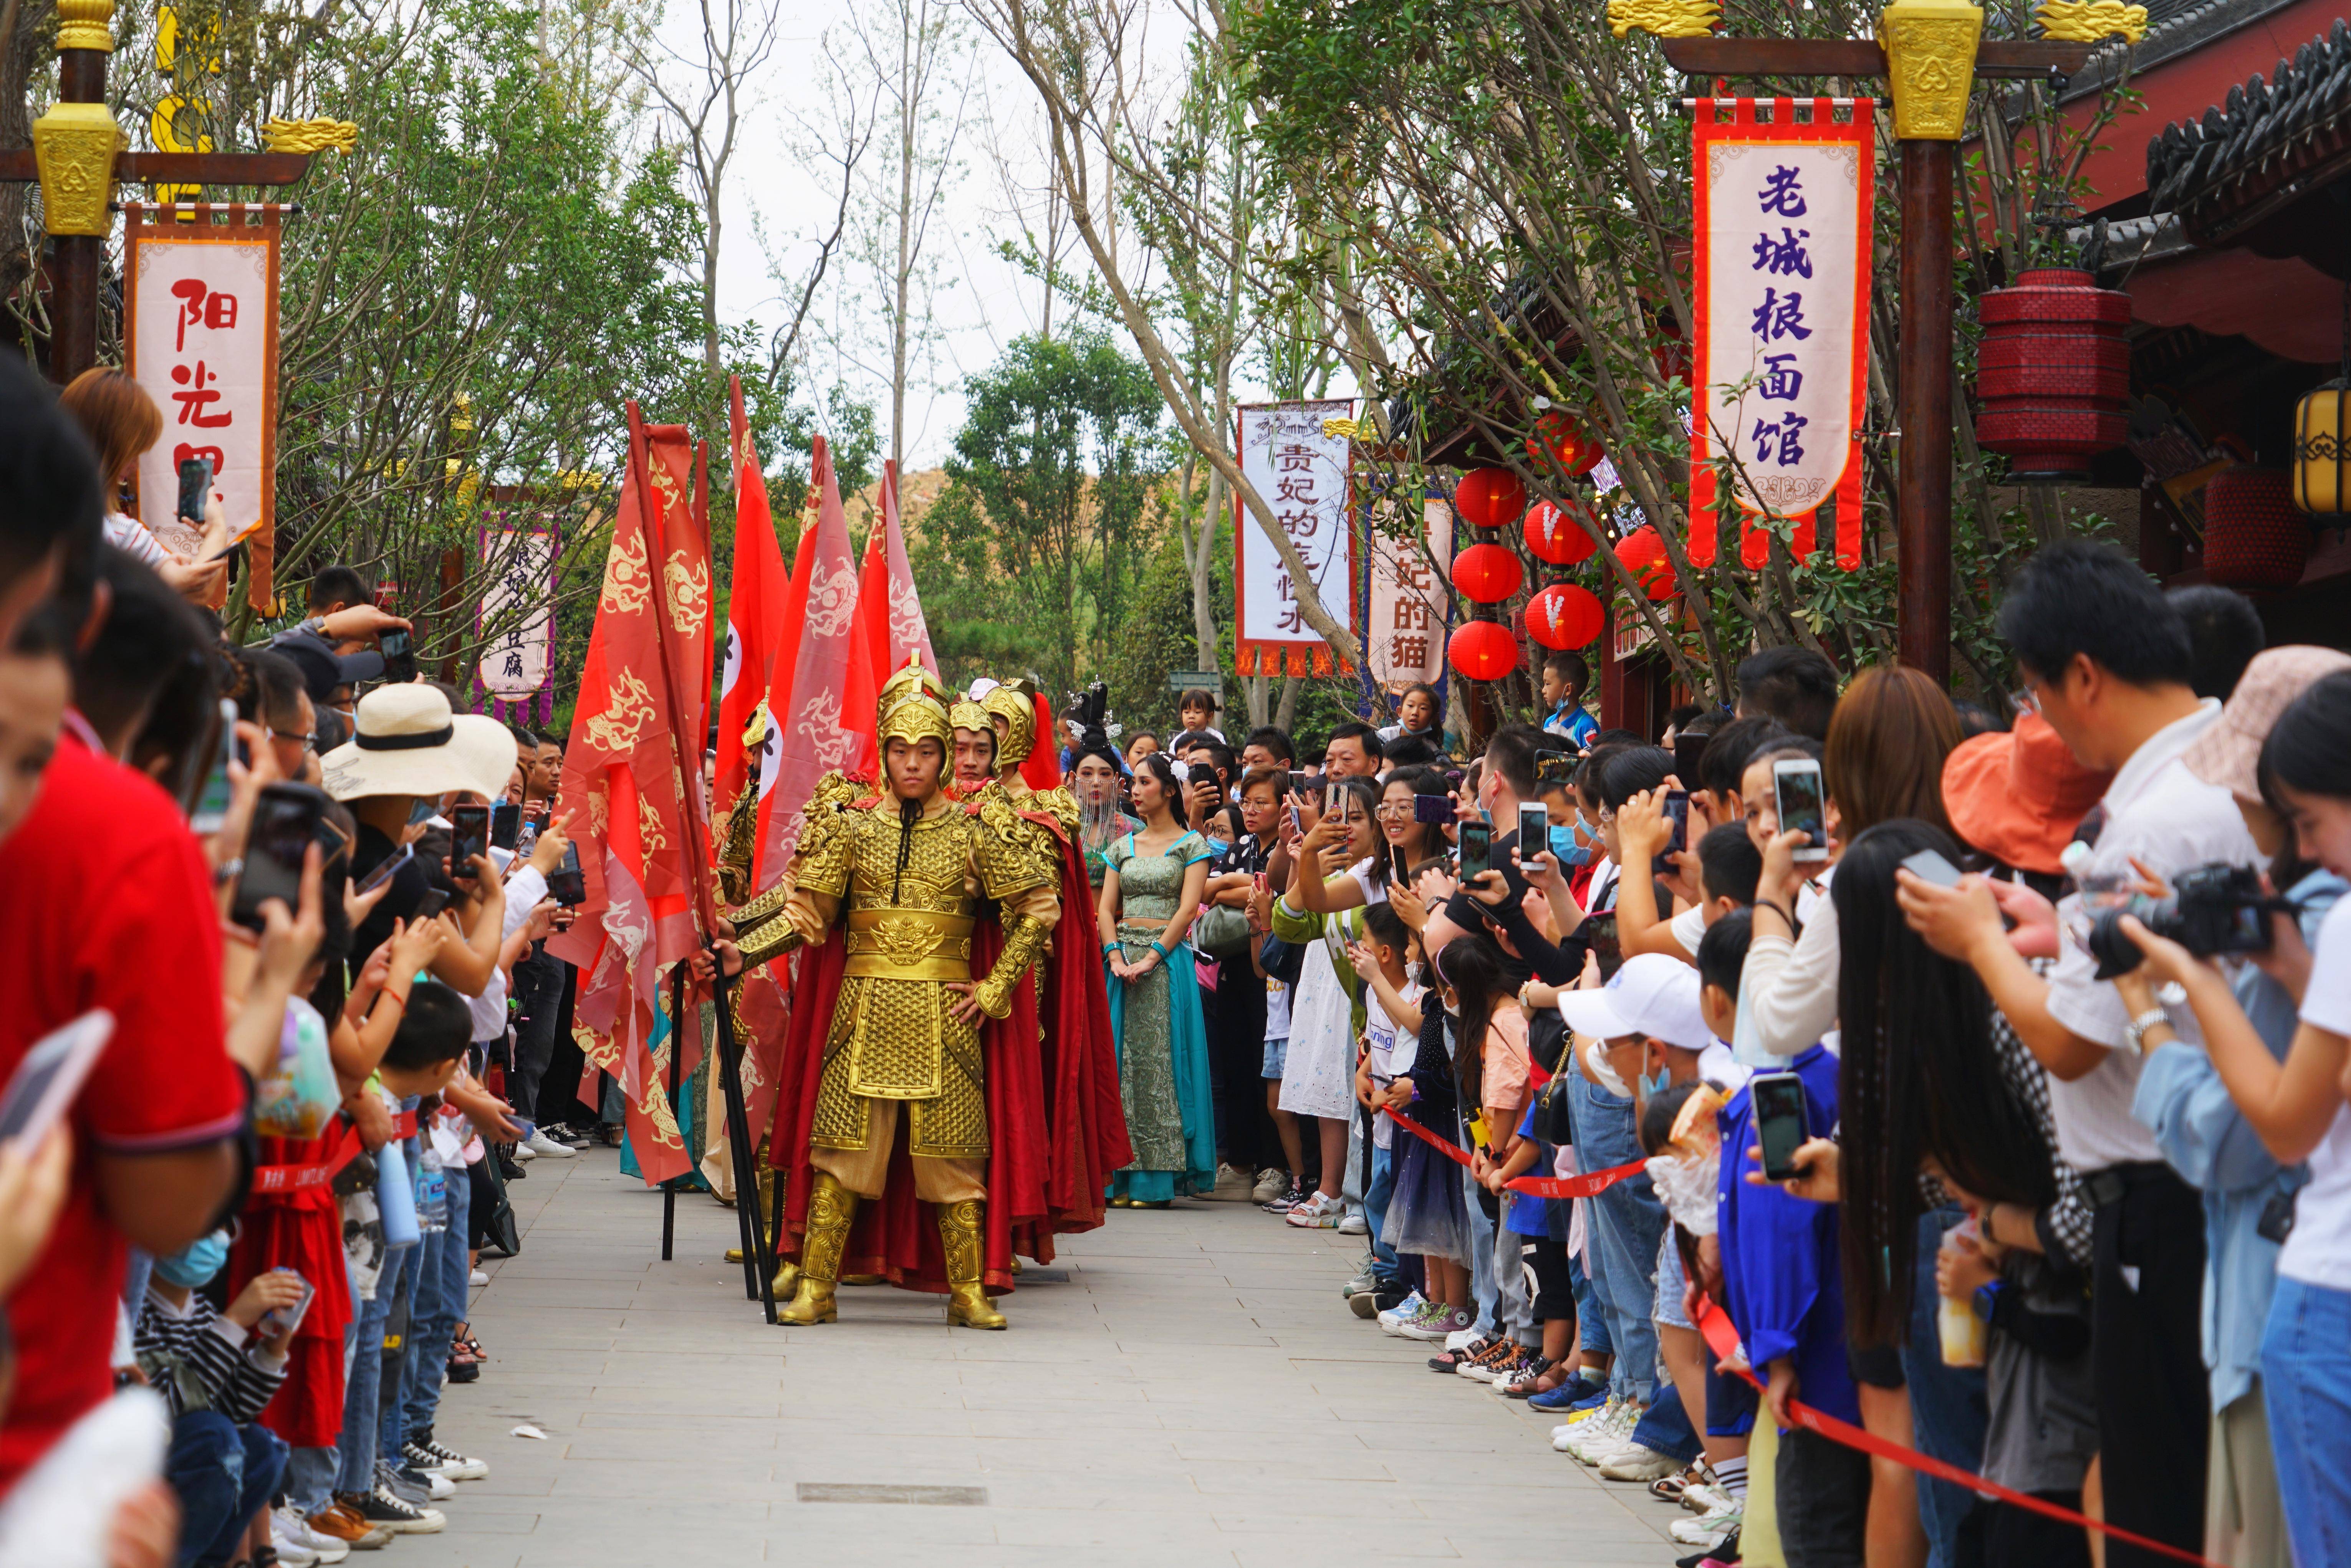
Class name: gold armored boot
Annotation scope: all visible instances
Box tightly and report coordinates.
[779,1172,856,1325]
[936,1198,1007,1330]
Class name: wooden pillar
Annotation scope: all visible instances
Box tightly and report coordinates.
[1896,137,1954,685]
[46,48,109,384]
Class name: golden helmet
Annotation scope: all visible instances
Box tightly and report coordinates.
[876,654,951,750]
[980,678,1038,767]
[947,696,995,739]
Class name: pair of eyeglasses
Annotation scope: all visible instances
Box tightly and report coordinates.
[268,726,318,749]
[1374,802,1413,819]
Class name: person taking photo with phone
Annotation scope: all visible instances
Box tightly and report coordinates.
[58,368,232,608]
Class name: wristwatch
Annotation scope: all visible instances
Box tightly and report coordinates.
[2124,1006,2172,1054]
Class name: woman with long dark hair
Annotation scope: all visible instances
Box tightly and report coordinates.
[1096,752,1217,1206]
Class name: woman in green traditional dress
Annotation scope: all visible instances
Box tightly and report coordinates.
[1096,752,1217,1207]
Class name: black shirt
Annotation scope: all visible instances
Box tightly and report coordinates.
[350,821,434,972]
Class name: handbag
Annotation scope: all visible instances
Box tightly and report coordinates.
[1258,930,1303,987]
[1532,1070,1578,1147]
[1194,901,1253,958]
[474,1140,523,1258]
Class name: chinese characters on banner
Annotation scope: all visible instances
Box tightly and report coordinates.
[478,524,558,719]
[124,203,282,609]
[1234,400,1357,676]
[1689,99,1873,571]
[1366,497,1452,691]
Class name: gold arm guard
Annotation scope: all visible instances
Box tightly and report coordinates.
[735,905,807,969]
[975,911,1052,1020]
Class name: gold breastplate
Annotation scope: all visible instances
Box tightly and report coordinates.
[845,807,975,917]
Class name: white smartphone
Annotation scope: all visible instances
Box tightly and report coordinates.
[1772,758,1829,863]
[0,1010,114,1148]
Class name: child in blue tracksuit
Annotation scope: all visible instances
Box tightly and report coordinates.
[1719,1041,1864,1566]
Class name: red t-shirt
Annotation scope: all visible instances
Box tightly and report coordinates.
[0,730,242,1489]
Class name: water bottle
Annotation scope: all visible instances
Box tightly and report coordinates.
[415,1139,449,1234]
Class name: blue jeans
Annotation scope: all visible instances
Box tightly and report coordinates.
[1572,1247,1612,1356]
[399,1148,474,1445]
[1629,1373,1702,1463]
[1901,1206,1988,1568]
[1464,1163,1497,1336]
[285,1443,338,1517]
[165,1411,286,1568]
[381,1221,428,1465]
[2262,1274,2351,1568]
[1364,1143,1399,1281]
[1570,1075,1662,1401]
[336,1238,410,1494]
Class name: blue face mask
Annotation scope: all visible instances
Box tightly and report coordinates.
[1638,1068,1671,1098]
[153,1230,230,1290]
[1549,822,1594,867]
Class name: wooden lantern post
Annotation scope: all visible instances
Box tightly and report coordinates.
[7,0,343,384]
[1614,3,2134,684]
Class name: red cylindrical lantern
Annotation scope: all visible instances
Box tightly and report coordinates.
[1525,409,1602,477]
[1614,527,1676,599]
[1975,268,2131,483]
[1453,468,1526,528]
[1449,540,1525,604]
[1525,497,1600,565]
[2202,466,2310,591]
[1525,582,1604,650]
[1446,619,1520,681]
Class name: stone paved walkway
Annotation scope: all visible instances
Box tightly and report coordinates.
[396,1150,1685,1566]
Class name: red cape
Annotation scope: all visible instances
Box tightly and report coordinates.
[1026,828,1131,1247]
[229,1130,356,1450]
[766,923,1050,1295]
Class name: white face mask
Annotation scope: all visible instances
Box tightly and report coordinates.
[1585,1037,1631,1099]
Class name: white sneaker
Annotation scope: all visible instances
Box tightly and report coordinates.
[469,1268,489,1287]
[1284,1192,1346,1228]
[512,1140,537,1162]
[1376,1290,1427,1334]
[1672,1500,1743,1548]
[1443,1323,1483,1353]
[523,1130,576,1158]
[1598,1442,1684,1482]
[1335,1210,1369,1235]
[272,1507,339,1566]
[1251,1168,1288,1202]
[1682,1480,1736,1516]
[1553,1396,1619,1449]
[1564,1402,1640,1463]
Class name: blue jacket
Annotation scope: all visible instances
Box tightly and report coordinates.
[2135,868,2341,1413]
[1720,1043,1856,1424]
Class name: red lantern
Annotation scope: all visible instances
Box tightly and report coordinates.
[1453,467,1526,529]
[1525,582,1604,650]
[1614,527,1676,599]
[1975,268,2131,483]
[1525,409,1602,478]
[1447,619,1520,681]
[2202,467,2310,591]
[1525,498,1599,566]
[1449,540,1525,604]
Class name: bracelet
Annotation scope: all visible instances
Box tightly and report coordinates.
[2124,1006,2171,1054]
[374,988,410,1018]
[1150,940,1169,961]
[214,856,243,888]
[1102,942,1118,958]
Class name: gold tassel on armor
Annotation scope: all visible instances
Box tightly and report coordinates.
[779,1172,856,1325]
[936,1199,1006,1329]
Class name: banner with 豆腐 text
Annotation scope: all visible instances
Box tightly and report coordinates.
[478,523,557,707]
[1234,400,1356,676]
[1690,98,1873,571]
[124,203,282,612]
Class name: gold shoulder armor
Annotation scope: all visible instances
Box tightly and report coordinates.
[972,789,1052,900]
[791,783,859,898]
[1028,784,1079,837]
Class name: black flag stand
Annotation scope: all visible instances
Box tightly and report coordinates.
[707,968,779,1323]
[658,964,688,1263]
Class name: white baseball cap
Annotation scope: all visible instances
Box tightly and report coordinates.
[1558,953,1711,1051]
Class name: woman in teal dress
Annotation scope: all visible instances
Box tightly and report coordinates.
[1096,753,1217,1206]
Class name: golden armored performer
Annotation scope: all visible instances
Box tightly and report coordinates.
[711,660,1059,1328]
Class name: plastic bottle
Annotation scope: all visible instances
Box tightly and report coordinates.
[1937,1216,1990,1367]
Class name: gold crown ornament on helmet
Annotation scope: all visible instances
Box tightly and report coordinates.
[876,653,952,749]
[980,678,1038,766]
[947,696,994,737]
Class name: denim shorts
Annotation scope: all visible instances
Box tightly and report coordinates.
[1262,1036,1289,1078]
[1655,1231,1694,1330]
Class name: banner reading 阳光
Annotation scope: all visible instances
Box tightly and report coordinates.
[1234,400,1357,676]
[1689,97,1874,572]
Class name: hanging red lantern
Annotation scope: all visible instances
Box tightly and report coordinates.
[2202,466,2310,591]
[1525,497,1600,566]
[1452,467,1526,529]
[1525,409,1602,478]
[1525,582,1604,650]
[1449,540,1525,604]
[1446,619,1520,681]
[1975,268,2131,483]
[1614,527,1676,599]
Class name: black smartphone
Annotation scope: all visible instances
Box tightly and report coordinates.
[356,843,414,896]
[1516,804,1549,863]
[1413,794,1456,826]
[448,804,490,880]
[231,783,326,932]
[490,800,522,852]
[1900,847,1964,888]
[1587,911,1624,979]
[1457,821,1492,882]
[176,456,213,523]
[1752,1070,1812,1183]
[1674,730,1712,792]
[548,842,587,906]
[377,629,417,685]
[1773,758,1829,862]
[411,888,451,921]
[1655,787,1690,874]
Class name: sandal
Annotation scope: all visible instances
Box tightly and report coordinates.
[1650,1462,1709,1504]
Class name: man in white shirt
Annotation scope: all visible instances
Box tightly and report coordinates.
[1899,540,2253,1568]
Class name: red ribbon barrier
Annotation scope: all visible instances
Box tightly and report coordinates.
[1378,1105,1646,1199]
[1694,1299,2224,1568]
[251,1126,364,1195]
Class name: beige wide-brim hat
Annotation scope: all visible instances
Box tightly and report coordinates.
[320,682,520,804]
[2184,645,2351,803]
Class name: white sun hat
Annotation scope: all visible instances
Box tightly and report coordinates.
[320,683,521,804]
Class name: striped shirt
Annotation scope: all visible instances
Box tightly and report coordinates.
[133,1290,288,1422]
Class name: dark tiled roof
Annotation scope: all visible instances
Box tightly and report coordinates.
[2144,18,2351,239]
[2058,0,2305,98]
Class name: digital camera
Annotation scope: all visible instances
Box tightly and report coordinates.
[2084,862,2293,979]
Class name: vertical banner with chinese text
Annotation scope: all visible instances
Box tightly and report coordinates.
[1690,99,1873,571]
[1234,400,1357,676]
[477,522,557,723]
[1366,497,1451,693]
[124,203,282,610]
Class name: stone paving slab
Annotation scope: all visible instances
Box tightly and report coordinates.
[391,1149,1682,1566]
